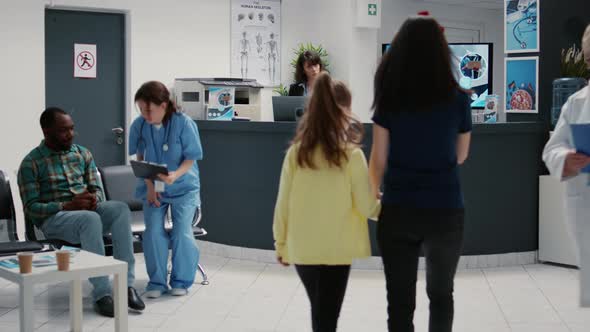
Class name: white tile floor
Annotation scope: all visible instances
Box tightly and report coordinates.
[0,253,588,332]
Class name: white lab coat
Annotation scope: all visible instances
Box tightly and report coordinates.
[542,85,590,307]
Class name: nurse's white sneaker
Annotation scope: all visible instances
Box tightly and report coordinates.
[144,290,163,299]
[170,288,188,296]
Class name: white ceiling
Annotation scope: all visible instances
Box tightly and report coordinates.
[415,0,504,10]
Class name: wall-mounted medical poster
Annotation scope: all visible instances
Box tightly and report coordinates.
[505,57,539,113]
[231,0,281,87]
[504,0,539,53]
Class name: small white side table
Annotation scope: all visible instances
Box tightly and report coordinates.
[0,250,128,332]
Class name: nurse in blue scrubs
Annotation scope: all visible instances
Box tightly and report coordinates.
[129,81,203,298]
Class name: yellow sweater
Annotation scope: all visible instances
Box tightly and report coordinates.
[273,144,381,265]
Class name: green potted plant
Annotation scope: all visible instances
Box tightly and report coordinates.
[552,44,589,127]
[273,84,289,96]
[560,44,590,79]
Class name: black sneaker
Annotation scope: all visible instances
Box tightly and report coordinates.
[94,296,114,318]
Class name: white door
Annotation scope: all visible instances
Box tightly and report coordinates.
[444,27,481,43]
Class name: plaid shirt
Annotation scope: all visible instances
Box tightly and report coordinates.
[17,141,105,226]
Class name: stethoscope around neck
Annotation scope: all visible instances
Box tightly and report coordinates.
[137,117,172,159]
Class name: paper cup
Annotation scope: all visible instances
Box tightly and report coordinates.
[17,252,34,274]
[56,250,70,271]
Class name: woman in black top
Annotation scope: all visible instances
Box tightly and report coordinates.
[288,50,324,96]
[369,15,472,332]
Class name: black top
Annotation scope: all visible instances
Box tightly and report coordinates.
[288,83,305,96]
[372,91,472,209]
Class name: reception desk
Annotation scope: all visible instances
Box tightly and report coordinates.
[196,121,548,256]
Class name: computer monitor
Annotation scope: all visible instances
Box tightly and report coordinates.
[448,43,494,109]
[272,96,306,122]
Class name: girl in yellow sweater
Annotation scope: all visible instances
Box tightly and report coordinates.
[273,72,380,332]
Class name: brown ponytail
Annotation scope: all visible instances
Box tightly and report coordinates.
[134,81,177,123]
[292,72,363,169]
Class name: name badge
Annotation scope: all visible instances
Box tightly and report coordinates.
[154,180,165,193]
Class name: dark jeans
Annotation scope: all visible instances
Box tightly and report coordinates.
[377,205,464,332]
[295,264,351,332]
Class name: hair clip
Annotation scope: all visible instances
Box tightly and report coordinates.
[417,10,445,32]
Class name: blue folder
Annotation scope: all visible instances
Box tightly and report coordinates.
[570,123,590,173]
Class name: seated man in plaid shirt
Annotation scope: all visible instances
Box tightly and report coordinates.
[17,107,145,317]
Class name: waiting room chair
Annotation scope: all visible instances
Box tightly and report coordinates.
[99,165,209,285]
[96,166,145,254]
[0,170,43,256]
[189,206,209,285]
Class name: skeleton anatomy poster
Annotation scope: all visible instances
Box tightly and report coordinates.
[231,0,281,86]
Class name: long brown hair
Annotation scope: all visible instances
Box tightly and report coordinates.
[292,73,363,169]
[373,16,462,114]
[134,81,177,123]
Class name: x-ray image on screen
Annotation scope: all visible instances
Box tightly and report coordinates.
[449,43,493,109]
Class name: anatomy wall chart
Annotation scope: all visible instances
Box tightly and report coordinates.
[231,0,281,86]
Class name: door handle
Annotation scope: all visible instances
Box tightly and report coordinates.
[112,127,124,135]
[112,127,124,145]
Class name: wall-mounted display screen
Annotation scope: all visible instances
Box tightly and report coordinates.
[449,43,494,109]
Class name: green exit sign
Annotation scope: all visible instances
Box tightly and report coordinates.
[368,3,377,16]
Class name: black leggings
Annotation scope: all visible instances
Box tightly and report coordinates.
[295,264,351,332]
[377,205,464,332]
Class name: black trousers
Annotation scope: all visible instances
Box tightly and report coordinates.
[295,264,351,332]
[377,205,464,332]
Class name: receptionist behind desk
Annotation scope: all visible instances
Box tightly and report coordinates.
[288,50,324,96]
[129,81,203,298]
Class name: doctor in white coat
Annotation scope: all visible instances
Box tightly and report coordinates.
[543,24,590,307]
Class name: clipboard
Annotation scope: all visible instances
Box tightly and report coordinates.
[130,160,169,180]
[570,123,590,173]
